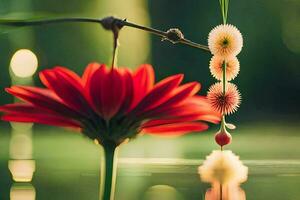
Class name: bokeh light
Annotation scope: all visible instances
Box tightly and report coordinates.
[280,1,300,55]
[10,49,38,78]
[9,133,33,160]
[8,160,36,182]
[10,184,36,200]
[9,122,35,182]
[143,185,184,200]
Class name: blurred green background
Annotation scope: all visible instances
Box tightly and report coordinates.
[0,0,300,199]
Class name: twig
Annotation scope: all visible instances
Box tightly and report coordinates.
[0,16,210,52]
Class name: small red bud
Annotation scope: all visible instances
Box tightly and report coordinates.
[215,130,232,147]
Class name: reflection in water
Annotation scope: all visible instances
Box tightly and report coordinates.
[7,7,38,197]
[205,183,246,200]
[9,123,36,198]
[143,185,184,200]
[199,150,248,200]
[9,123,36,182]
[10,183,36,200]
[8,46,38,184]
[199,151,248,185]
[9,160,36,182]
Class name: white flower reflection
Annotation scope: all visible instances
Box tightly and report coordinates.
[204,183,246,200]
[199,150,247,185]
[198,150,248,200]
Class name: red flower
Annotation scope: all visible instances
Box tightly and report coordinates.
[0,63,220,145]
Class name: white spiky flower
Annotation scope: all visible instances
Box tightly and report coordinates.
[209,56,240,81]
[208,24,243,57]
[198,150,248,185]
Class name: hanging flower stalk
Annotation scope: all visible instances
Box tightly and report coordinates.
[206,1,244,199]
[207,0,243,149]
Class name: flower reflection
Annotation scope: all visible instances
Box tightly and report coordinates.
[10,183,36,200]
[205,183,246,200]
[199,150,247,184]
[198,150,248,200]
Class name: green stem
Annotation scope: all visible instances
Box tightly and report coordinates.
[219,0,229,24]
[220,115,227,149]
[222,61,227,95]
[222,60,227,137]
[111,41,118,68]
[221,116,226,130]
[225,0,230,23]
[220,183,223,200]
[111,30,119,68]
[218,0,230,152]
[100,143,118,200]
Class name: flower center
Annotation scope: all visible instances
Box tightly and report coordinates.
[221,38,229,47]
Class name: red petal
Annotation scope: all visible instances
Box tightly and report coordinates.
[39,69,55,89]
[39,67,92,116]
[54,66,83,86]
[142,122,209,135]
[1,106,81,129]
[82,63,101,87]
[143,82,200,118]
[146,95,221,122]
[142,113,215,128]
[2,114,81,129]
[162,105,219,123]
[186,96,215,108]
[131,74,184,115]
[5,86,81,118]
[119,68,134,113]
[153,104,204,117]
[0,103,40,113]
[100,68,126,119]
[82,63,102,108]
[87,64,108,116]
[87,65,126,119]
[164,82,201,105]
[142,118,191,128]
[129,64,155,111]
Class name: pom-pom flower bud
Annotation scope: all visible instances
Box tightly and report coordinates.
[209,56,240,81]
[215,129,232,147]
[207,82,241,115]
[208,24,243,57]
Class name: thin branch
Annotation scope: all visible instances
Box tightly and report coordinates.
[0,17,102,26]
[0,16,210,52]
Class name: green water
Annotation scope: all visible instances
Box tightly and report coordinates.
[0,122,299,200]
